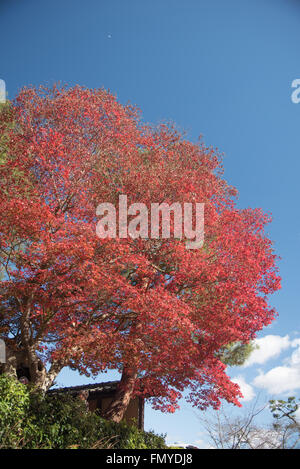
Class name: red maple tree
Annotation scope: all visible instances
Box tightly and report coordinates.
[0,86,280,421]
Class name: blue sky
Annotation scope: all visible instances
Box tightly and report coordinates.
[1,0,300,447]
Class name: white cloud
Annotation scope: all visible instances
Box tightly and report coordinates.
[253,366,300,394]
[290,346,300,366]
[244,335,291,367]
[295,407,300,423]
[232,375,255,401]
[291,338,300,348]
[251,337,300,395]
[194,439,215,449]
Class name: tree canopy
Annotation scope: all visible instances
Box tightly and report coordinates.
[0,85,281,420]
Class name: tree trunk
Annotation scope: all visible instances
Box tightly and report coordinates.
[0,342,64,392]
[102,365,138,423]
[102,321,142,423]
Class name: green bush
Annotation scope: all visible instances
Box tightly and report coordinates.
[26,391,102,449]
[0,374,167,449]
[0,374,30,448]
[99,419,167,449]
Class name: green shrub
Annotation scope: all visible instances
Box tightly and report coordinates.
[25,391,101,448]
[0,374,30,448]
[99,419,167,449]
[0,374,167,449]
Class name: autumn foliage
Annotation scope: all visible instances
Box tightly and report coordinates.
[0,86,280,420]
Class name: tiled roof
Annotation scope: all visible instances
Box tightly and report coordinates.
[47,380,119,394]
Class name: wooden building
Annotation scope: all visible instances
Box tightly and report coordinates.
[47,381,145,430]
